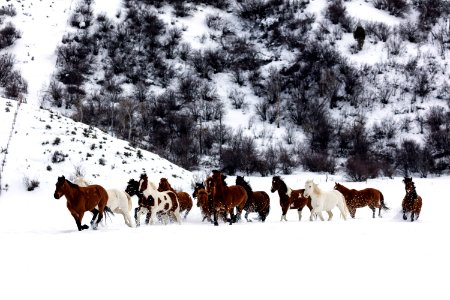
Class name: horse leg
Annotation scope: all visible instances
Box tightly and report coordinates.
[317,211,325,221]
[326,211,333,221]
[213,210,219,226]
[245,211,251,222]
[173,210,182,225]
[281,205,288,221]
[410,212,415,222]
[90,208,99,226]
[71,211,88,231]
[402,208,408,221]
[369,206,376,218]
[297,209,302,221]
[134,207,141,227]
[92,209,104,230]
[183,208,191,219]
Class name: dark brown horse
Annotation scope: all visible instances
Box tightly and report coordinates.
[402,177,422,222]
[334,182,389,218]
[54,175,109,231]
[210,170,247,226]
[158,177,193,219]
[270,176,312,221]
[235,175,270,222]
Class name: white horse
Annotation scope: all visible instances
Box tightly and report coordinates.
[137,177,182,225]
[74,177,135,228]
[303,180,348,221]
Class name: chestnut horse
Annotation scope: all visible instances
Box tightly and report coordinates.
[334,182,389,218]
[270,176,312,221]
[158,177,193,219]
[236,175,270,222]
[74,176,135,227]
[210,170,247,226]
[193,182,213,222]
[54,175,110,231]
[402,177,422,222]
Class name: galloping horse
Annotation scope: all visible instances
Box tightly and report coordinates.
[158,177,193,219]
[54,175,110,231]
[236,175,270,222]
[138,174,181,225]
[193,182,213,222]
[402,177,422,222]
[270,176,312,221]
[125,178,153,225]
[304,180,348,221]
[74,177,135,227]
[334,182,389,218]
[210,170,247,226]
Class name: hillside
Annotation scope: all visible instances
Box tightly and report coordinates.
[0,0,449,179]
[0,96,194,196]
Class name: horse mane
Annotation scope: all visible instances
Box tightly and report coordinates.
[312,182,322,195]
[335,182,350,193]
[66,179,80,189]
[146,180,157,191]
[236,176,253,194]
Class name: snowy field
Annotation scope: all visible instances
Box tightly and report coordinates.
[0,99,448,299]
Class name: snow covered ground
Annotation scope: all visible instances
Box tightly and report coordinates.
[0,99,449,300]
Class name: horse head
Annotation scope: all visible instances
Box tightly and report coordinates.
[54,176,66,199]
[303,180,315,198]
[270,176,281,193]
[193,182,205,199]
[125,179,140,197]
[158,177,172,192]
[403,177,413,184]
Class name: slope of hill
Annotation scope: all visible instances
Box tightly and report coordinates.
[0,96,194,195]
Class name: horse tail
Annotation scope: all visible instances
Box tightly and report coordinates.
[104,206,115,217]
[125,192,133,212]
[338,192,350,219]
[380,192,389,211]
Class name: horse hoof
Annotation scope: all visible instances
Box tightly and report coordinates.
[81,224,89,230]
[403,215,407,220]
[214,222,219,226]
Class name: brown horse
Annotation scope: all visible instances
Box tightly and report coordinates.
[235,175,270,222]
[193,182,213,222]
[334,182,389,218]
[402,177,422,222]
[270,176,312,221]
[210,170,247,226]
[54,175,109,231]
[158,177,193,219]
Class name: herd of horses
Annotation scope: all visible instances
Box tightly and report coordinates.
[53,171,423,231]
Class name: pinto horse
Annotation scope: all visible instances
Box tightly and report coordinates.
[158,177,193,219]
[304,180,348,221]
[125,178,153,225]
[270,176,312,221]
[236,175,270,222]
[138,174,181,225]
[54,175,110,231]
[402,177,422,222]
[210,170,247,226]
[334,182,389,218]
